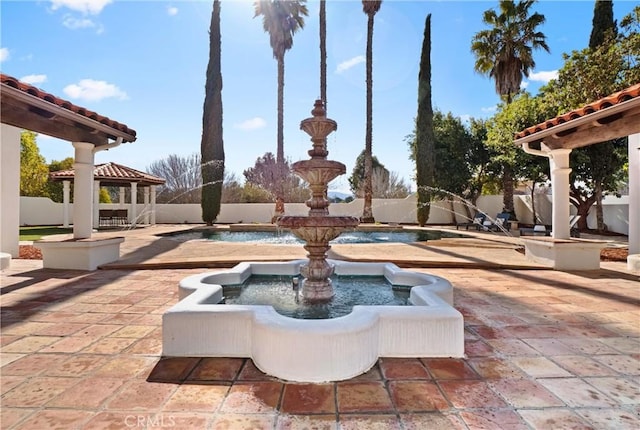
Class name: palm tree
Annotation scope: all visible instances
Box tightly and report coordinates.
[320,0,327,107]
[254,0,308,218]
[361,0,382,223]
[471,0,548,216]
[201,0,224,225]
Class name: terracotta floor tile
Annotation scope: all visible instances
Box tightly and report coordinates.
[109,325,156,338]
[470,325,513,340]
[42,335,97,353]
[187,357,245,381]
[593,354,640,375]
[486,339,540,356]
[1,353,68,376]
[537,378,618,408]
[438,380,507,409]
[467,357,525,379]
[125,337,163,355]
[583,377,640,405]
[460,409,528,430]
[1,375,25,395]
[12,409,93,430]
[163,383,229,411]
[159,412,212,429]
[94,355,157,378]
[576,408,640,430]
[388,380,449,412]
[2,376,78,408]
[336,381,394,413]
[422,358,479,380]
[338,414,402,430]
[518,408,593,430]
[281,383,335,414]
[379,358,430,379]
[211,413,276,430]
[599,337,640,354]
[509,356,572,378]
[80,336,137,354]
[0,335,60,353]
[80,411,168,430]
[220,381,284,413]
[400,412,467,430]
[489,379,564,408]
[349,363,382,381]
[74,324,122,338]
[105,380,177,410]
[523,338,576,355]
[276,414,337,430]
[237,359,277,381]
[560,337,621,355]
[147,357,201,382]
[47,377,125,409]
[0,407,35,429]
[464,339,494,357]
[551,355,619,377]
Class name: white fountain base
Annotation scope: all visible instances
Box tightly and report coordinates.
[162,260,464,383]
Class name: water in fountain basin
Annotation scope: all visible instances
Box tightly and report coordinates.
[222,275,411,319]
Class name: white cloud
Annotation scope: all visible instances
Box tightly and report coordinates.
[336,55,365,74]
[528,70,558,83]
[167,6,178,16]
[50,0,112,15]
[481,105,497,114]
[20,74,48,85]
[0,47,9,62]
[520,81,530,89]
[63,79,128,102]
[62,16,95,29]
[234,117,267,131]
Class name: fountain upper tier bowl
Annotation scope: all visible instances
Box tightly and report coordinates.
[162,260,464,383]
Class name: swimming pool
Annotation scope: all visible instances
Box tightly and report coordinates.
[170,229,465,244]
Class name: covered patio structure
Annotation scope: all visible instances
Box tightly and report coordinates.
[514,83,639,271]
[49,162,165,229]
[0,73,137,270]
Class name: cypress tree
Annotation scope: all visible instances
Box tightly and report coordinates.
[589,0,617,48]
[201,0,225,225]
[415,14,435,226]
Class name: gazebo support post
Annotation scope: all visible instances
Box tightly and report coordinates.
[93,180,101,229]
[73,142,95,239]
[63,180,70,228]
[130,182,137,227]
[549,148,572,239]
[151,185,157,225]
[628,133,640,271]
[144,187,150,225]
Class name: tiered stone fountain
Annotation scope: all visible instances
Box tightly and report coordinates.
[277,100,359,301]
[163,99,464,383]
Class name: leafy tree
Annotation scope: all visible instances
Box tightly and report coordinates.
[20,131,49,197]
[471,0,549,217]
[349,150,410,198]
[99,188,112,203]
[201,0,225,225]
[148,153,202,204]
[254,0,308,217]
[47,157,75,203]
[360,0,382,223]
[414,13,435,226]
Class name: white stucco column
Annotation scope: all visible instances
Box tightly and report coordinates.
[549,149,572,239]
[0,124,21,259]
[119,187,125,207]
[143,187,150,224]
[72,142,95,239]
[62,180,70,228]
[628,133,639,256]
[93,181,101,228]
[130,182,137,227]
[150,185,157,225]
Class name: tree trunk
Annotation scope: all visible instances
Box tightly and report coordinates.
[275,54,285,218]
[201,0,224,226]
[320,0,327,109]
[530,181,537,224]
[595,180,605,232]
[502,165,515,217]
[361,12,375,223]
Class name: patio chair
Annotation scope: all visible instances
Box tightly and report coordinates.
[484,212,512,232]
[456,212,486,230]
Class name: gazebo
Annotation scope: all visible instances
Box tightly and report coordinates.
[1,73,137,270]
[514,83,640,271]
[49,162,165,229]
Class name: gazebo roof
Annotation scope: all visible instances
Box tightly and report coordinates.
[514,83,640,149]
[0,73,136,146]
[50,162,165,187]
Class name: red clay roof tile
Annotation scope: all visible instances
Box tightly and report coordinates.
[50,162,165,185]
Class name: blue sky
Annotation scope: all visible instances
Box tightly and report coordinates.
[1,0,636,193]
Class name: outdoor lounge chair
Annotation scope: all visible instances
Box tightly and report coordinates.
[519,215,581,237]
[456,212,486,230]
[484,212,512,232]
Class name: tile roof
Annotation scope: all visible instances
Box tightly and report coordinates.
[515,83,640,141]
[0,73,136,139]
[50,162,165,186]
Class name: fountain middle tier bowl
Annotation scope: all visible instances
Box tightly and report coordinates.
[277,216,360,243]
[162,260,464,383]
[291,159,347,185]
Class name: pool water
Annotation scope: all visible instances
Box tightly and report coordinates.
[223,275,411,319]
[173,229,464,244]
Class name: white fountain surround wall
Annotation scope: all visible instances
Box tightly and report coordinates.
[163,259,464,383]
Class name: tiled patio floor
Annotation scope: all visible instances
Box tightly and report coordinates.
[1,258,638,429]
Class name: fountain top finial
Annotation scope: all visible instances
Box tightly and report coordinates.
[311,99,326,118]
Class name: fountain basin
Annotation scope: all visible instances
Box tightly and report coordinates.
[162,260,464,383]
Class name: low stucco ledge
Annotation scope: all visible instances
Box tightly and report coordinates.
[522,237,608,270]
[35,236,124,270]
